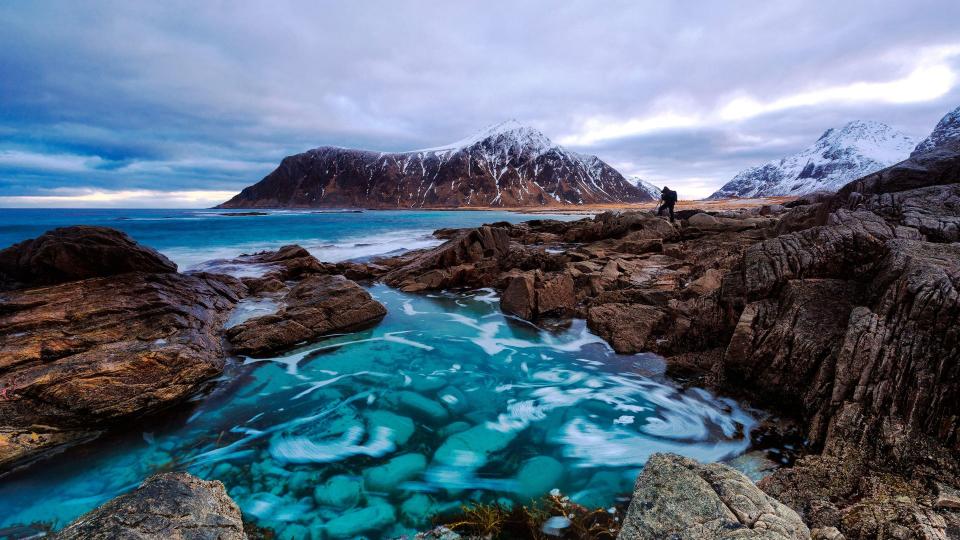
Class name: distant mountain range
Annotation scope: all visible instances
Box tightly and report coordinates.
[708,120,917,199]
[217,120,654,208]
[629,177,663,200]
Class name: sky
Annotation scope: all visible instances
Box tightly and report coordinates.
[1,0,960,206]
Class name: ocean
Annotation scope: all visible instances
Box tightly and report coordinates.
[0,208,757,538]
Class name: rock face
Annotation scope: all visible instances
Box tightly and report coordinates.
[226,273,387,356]
[0,228,242,474]
[618,453,810,540]
[913,105,960,156]
[217,120,653,209]
[710,120,915,199]
[0,226,177,290]
[54,472,246,539]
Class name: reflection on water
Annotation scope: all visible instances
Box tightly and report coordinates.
[0,285,756,539]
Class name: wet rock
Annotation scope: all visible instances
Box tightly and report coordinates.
[586,303,670,354]
[365,410,415,446]
[313,474,361,509]
[0,270,241,473]
[54,472,245,539]
[618,453,809,540]
[226,274,386,356]
[363,453,427,491]
[0,226,176,290]
[935,482,960,509]
[514,456,563,501]
[324,498,396,538]
[392,391,450,422]
[433,424,517,468]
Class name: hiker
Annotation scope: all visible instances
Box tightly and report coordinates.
[657,186,678,223]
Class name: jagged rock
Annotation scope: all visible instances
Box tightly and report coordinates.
[226,274,386,356]
[54,472,245,539]
[382,225,512,291]
[810,527,844,540]
[499,270,575,320]
[0,226,176,290]
[618,453,810,539]
[0,270,241,473]
[586,303,670,354]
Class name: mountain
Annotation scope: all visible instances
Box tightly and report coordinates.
[629,177,663,200]
[218,120,653,208]
[912,105,960,156]
[708,120,916,199]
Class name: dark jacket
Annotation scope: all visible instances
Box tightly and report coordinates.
[661,188,678,204]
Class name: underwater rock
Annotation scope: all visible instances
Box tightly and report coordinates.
[226,274,387,356]
[53,472,245,539]
[324,497,397,538]
[365,410,416,446]
[392,391,450,423]
[514,456,563,501]
[363,453,428,492]
[618,453,809,540]
[0,269,242,473]
[0,225,177,291]
[313,474,361,509]
[432,423,517,468]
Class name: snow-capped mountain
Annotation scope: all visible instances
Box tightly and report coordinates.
[708,120,916,199]
[629,177,663,200]
[912,105,960,156]
[218,120,653,208]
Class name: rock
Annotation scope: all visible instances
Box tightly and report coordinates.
[382,225,512,291]
[226,274,386,356]
[365,410,416,446]
[935,482,960,509]
[313,474,361,509]
[500,270,575,321]
[586,303,669,354]
[392,391,449,423]
[0,226,176,290]
[363,453,427,491]
[514,456,563,501]
[0,270,241,473]
[324,498,396,538]
[687,213,720,228]
[53,472,245,539]
[810,527,844,540]
[618,453,809,540]
[400,493,434,525]
[433,424,517,468]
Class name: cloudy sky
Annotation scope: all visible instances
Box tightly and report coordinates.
[2,0,959,206]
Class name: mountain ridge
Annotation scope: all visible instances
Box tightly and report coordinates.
[708,119,916,199]
[218,121,653,208]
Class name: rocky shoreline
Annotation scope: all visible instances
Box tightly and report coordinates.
[0,145,957,538]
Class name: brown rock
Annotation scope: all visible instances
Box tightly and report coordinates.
[499,270,576,320]
[0,271,242,472]
[227,274,386,356]
[586,303,669,354]
[54,472,246,539]
[0,226,176,290]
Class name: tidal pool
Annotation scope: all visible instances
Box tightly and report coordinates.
[0,285,756,539]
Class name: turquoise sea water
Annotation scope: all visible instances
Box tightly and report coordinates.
[0,209,757,539]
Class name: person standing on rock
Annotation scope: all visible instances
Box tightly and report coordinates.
[657,186,678,223]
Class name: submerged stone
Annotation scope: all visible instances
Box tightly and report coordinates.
[313,475,361,509]
[393,391,450,422]
[438,386,469,414]
[432,424,517,468]
[363,453,428,492]
[400,493,434,525]
[365,410,416,446]
[514,456,563,501]
[324,497,396,538]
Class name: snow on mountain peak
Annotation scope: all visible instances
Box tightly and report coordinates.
[415,120,556,155]
[913,105,960,156]
[709,120,916,199]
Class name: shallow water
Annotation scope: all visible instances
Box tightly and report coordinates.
[0,285,755,538]
[0,209,758,539]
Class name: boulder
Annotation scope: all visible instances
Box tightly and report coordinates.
[383,225,511,291]
[586,303,670,354]
[226,274,386,356]
[618,453,809,540]
[0,270,242,472]
[499,270,575,321]
[54,472,245,539]
[0,226,176,290]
